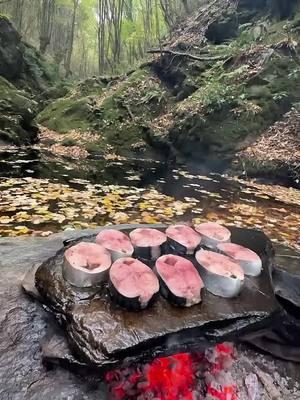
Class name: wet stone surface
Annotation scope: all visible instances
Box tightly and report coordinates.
[0,228,300,399]
[34,225,281,371]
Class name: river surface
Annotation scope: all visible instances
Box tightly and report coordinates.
[0,147,299,249]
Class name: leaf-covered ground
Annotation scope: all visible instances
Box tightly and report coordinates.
[0,163,299,250]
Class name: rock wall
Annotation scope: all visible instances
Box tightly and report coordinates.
[0,16,60,146]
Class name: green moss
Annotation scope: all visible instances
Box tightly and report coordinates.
[37,97,92,133]
[61,138,77,147]
[0,76,37,145]
[84,142,104,154]
[0,14,9,21]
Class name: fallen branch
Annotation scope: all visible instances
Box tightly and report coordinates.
[147,48,227,62]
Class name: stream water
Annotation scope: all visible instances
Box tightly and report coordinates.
[0,147,299,249]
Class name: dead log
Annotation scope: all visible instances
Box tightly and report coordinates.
[147,48,228,62]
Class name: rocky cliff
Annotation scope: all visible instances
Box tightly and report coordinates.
[0,16,60,145]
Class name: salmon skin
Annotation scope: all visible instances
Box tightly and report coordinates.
[63,242,111,287]
[165,225,201,256]
[96,229,134,262]
[194,222,231,249]
[195,249,244,298]
[109,257,160,310]
[155,254,204,307]
[129,228,167,261]
[217,243,262,277]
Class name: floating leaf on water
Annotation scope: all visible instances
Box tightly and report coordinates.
[15,226,30,234]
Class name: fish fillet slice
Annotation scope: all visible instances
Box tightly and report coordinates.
[129,228,167,260]
[195,249,244,298]
[155,254,204,307]
[194,222,231,249]
[166,225,201,255]
[217,243,262,277]
[63,242,111,287]
[109,257,159,310]
[96,229,134,261]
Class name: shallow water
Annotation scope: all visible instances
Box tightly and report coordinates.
[0,148,299,249]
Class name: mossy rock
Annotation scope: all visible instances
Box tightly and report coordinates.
[61,138,77,147]
[37,96,93,133]
[157,43,300,161]
[37,68,168,153]
[0,76,38,145]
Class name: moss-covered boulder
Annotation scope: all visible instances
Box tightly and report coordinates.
[37,69,169,153]
[0,76,38,145]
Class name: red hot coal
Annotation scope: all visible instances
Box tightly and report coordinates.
[105,343,237,400]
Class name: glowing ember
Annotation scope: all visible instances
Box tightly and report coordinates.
[105,343,237,400]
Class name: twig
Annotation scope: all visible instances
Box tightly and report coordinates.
[147,48,227,62]
[124,104,134,120]
[277,254,300,259]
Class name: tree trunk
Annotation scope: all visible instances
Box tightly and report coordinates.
[39,0,55,54]
[181,0,190,14]
[64,0,79,78]
[97,0,107,74]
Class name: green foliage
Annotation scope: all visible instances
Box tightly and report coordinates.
[0,13,9,20]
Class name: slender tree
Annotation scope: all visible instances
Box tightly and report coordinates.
[64,0,79,77]
[39,0,55,54]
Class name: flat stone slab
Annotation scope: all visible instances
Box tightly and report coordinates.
[34,225,281,371]
[1,227,299,399]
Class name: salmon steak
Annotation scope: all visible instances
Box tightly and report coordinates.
[194,222,231,249]
[155,254,204,307]
[109,257,160,310]
[217,242,262,277]
[165,225,201,255]
[96,229,134,261]
[129,228,167,260]
[63,242,111,287]
[195,249,244,298]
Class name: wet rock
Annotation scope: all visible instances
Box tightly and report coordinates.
[34,226,282,371]
[0,229,107,399]
[0,17,23,81]
[0,76,38,145]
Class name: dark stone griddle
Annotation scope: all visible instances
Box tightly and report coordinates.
[34,225,282,371]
